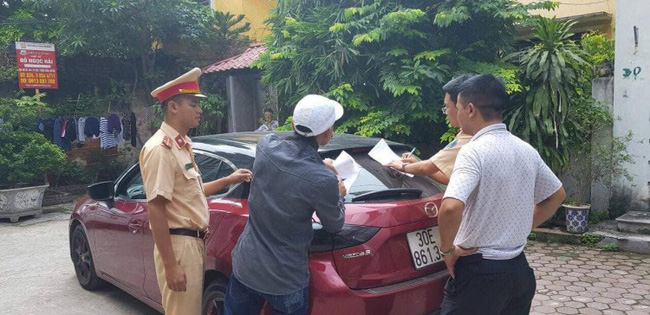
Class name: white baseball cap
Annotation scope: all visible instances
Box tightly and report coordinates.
[293,95,344,137]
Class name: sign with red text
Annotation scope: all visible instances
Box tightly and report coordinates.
[15,41,59,89]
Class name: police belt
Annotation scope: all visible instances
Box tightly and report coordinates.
[169,228,207,239]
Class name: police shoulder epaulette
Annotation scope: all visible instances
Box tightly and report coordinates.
[161,136,173,149]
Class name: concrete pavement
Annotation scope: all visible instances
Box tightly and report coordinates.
[527,241,650,314]
[0,211,158,315]
[1,211,650,314]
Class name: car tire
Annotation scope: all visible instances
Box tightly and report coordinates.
[202,279,227,315]
[71,225,106,290]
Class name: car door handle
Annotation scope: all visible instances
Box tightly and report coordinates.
[128,220,144,233]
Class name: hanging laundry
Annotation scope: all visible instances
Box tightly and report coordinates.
[65,117,77,143]
[121,112,131,143]
[115,118,125,146]
[84,117,100,138]
[77,117,86,144]
[130,112,137,147]
[99,116,116,149]
[53,117,64,149]
[107,114,121,134]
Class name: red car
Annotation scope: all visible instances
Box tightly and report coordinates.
[69,132,449,314]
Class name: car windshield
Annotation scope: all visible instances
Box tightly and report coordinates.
[339,153,444,203]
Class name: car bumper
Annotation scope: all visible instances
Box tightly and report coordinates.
[308,257,448,315]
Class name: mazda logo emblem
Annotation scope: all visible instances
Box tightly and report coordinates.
[423,202,439,218]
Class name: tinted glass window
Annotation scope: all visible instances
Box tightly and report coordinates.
[116,165,146,200]
[195,154,235,184]
[195,152,243,198]
[335,153,444,202]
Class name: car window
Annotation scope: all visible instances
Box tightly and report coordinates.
[339,153,444,202]
[116,165,146,200]
[195,152,238,197]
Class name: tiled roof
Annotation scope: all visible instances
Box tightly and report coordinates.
[202,43,266,73]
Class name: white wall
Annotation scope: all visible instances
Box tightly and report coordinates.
[614,0,650,209]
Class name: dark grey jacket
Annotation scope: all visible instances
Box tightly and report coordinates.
[231,134,345,295]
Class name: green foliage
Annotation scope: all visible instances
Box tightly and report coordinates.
[601,244,619,252]
[192,93,229,136]
[565,100,633,205]
[33,0,249,93]
[527,232,537,241]
[507,17,589,170]
[581,31,614,77]
[50,160,92,187]
[257,0,553,143]
[580,233,602,246]
[0,1,57,84]
[51,80,131,117]
[212,11,252,57]
[275,116,294,132]
[0,131,67,189]
[0,94,67,189]
[0,94,51,132]
[588,210,609,224]
[85,151,129,182]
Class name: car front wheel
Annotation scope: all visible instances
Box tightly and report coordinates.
[71,225,106,290]
[202,280,227,315]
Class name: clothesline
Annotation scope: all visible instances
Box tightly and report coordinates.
[35,112,138,152]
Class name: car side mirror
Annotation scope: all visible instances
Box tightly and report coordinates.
[88,181,115,201]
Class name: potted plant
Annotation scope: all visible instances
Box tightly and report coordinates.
[564,102,633,233]
[0,95,67,222]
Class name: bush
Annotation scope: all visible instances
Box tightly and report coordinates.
[0,131,67,189]
[589,210,610,224]
[86,151,129,182]
[0,94,69,189]
[49,160,93,187]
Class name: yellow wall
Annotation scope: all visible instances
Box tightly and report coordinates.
[518,0,615,36]
[212,0,277,42]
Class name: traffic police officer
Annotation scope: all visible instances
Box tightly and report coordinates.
[140,68,251,314]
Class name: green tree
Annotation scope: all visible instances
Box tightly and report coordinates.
[0,94,66,189]
[256,0,554,143]
[506,17,589,170]
[0,1,57,84]
[34,0,248,94]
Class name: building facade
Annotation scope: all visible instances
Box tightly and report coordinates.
[519,0,615,37]
[613,0,649,209]
[211,0,277,41]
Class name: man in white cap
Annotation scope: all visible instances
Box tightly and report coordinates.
[140,68,252,315]
[225,94,347,315]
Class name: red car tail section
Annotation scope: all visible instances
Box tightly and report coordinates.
[331,195,446,289]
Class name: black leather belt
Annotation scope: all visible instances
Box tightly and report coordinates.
[169,228,207,239]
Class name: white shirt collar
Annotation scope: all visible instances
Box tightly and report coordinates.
[471,123,507,141]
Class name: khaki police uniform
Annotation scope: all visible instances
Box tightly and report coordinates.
[429,131,472,177]
[140,68,208,315]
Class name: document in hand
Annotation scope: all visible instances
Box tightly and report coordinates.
[333,150,360,192]
[368,139,414,177]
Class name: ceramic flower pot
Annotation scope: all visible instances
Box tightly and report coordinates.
[563,203,591,234]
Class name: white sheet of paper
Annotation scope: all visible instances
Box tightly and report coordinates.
[333,150,360,191]
[368,139,414,177]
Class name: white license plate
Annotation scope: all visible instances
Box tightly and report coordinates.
[406,227,443,269]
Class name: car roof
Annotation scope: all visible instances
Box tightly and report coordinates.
[192,131,410,156]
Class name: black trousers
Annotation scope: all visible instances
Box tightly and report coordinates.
[440,252,536,315]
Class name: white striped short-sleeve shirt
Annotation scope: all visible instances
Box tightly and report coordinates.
[444,123,562,260]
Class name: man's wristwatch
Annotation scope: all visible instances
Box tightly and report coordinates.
[401,163,408,172]
[440,245,456,257]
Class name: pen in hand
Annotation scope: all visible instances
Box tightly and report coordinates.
[406,147,416,159]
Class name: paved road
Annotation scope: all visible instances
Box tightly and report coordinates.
[0,211,158,315]
[2,211,650,314]
[528,241,650,315]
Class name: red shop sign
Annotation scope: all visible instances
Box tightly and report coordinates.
[15,41,59,89]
